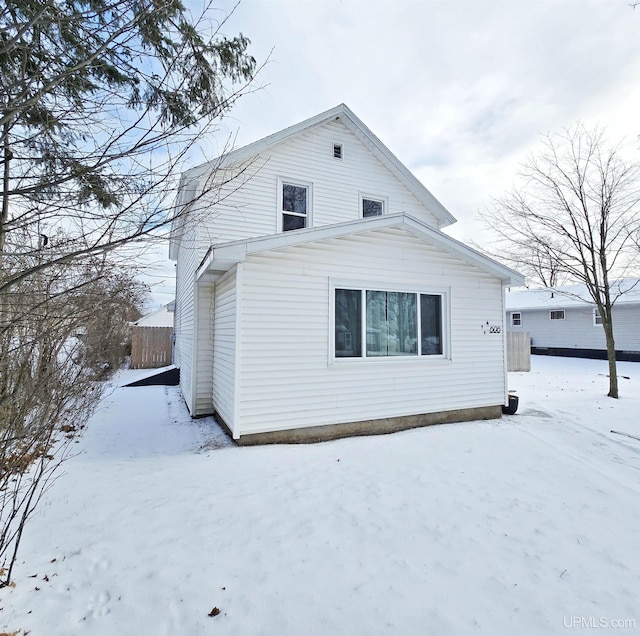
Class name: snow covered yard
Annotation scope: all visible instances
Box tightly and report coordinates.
[1,357,640,636]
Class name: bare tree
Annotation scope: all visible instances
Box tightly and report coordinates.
[0,244,148,587]
[481,124,640,398]
[0,0,259,586]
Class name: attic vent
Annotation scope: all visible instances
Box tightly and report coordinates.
[333,143,343,159]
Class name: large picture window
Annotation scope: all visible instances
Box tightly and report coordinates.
[335,287,445,358]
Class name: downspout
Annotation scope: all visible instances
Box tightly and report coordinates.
[502,283,509,407]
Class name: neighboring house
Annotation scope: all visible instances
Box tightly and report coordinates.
[506,280,640,361]
[132,302,175,328]
[130,302,175,369]
[170,104,524,444]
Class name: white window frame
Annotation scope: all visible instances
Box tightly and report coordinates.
[511,312,521,327]
[277,176,313,233]
[359,193,388,219]
[550,309,565,320]
[329,279,450,364]
[593,308,603,326]
[332,142,343,160]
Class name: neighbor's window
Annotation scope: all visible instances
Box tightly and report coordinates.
[335,288,444,358]
[362,197,384,218]
[594,308,603,326]
[282,182,308,231]
[511,312,521,327]
[550,310,565,320]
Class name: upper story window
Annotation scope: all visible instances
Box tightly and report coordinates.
[333,143,343,159]
[550,310,565,320]
[361,194,386,218]
[279,179,312,232]
[511,312,521,327]
[594,308,603,326]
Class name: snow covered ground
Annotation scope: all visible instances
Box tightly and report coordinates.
[1,356,639,636]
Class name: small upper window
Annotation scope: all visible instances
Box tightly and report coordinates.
[594,308,603,326]
[333,143,343,159]
[511,312,521,327]
[362,198,383,218]
[282,182,308,231]
[550,310,565,320]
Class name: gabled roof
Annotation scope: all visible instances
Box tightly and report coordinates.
[196,213,524,286]
[506,279,640,310]
[183,104,456,229]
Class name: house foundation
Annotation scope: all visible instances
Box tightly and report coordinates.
[223,405,502,446]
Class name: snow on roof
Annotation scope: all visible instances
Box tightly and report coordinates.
[506,279,640,310]
[133,303,175,327]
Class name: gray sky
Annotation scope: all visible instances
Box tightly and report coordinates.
[148,0,640,306]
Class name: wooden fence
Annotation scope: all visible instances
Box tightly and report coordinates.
[131,326,173,369]
[507,332,531,372]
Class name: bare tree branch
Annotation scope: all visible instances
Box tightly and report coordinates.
[0,0,262,586]
[479,123,640,398]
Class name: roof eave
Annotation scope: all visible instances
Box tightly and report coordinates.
[196,214,525,286]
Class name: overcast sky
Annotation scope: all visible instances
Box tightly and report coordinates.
[149,0,640,306]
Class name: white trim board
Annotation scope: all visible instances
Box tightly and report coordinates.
[196,213,525,287]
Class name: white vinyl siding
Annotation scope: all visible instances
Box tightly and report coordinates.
[612,305,640,352]
[194,119,443,250]
[508,304,640,353]
[170,115,447,416]
[212,267,237,429]
[193,282,215,415]
[234,227,505,437]
[173,216,198,413]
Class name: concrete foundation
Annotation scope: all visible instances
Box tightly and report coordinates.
[225,405,502,446]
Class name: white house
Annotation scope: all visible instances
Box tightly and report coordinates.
[132,302,175,328]
[170,104,524,444]
[506,280,640,361]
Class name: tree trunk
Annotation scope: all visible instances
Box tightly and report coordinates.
[0,121,10,260]
[603,317,618,398]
